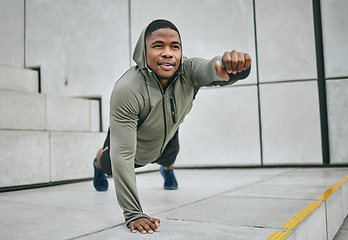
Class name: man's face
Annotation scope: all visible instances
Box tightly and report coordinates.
[145,28,182,81]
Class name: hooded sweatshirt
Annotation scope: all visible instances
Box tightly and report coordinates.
[109,21,251,225]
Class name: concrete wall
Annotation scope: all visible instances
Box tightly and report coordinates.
[0,0,347,187]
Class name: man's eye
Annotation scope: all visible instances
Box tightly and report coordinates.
[172,45,180,49]
[154,45,162,48]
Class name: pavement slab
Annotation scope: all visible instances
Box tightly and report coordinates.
[157,195,313,229]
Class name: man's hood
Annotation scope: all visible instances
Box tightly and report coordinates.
[132,20,183,75]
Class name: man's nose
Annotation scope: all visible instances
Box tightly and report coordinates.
[161,47,173,58]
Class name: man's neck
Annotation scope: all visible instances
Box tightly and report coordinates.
[160,79,170,90]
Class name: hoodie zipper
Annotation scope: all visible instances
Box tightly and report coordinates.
[161,92,167,154]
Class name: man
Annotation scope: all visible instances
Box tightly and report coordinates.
[93,19,251,234]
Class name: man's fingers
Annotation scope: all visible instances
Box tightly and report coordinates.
[128,223,137,233]
[222,50,252,75]
[144,220,157,233]
[222,52,232,74]
[141,223,154,234]
[245,53,252,70]
[134,223,147,234]
[152,217,160,231]
[237,52,245,73]
[231,50,239,74]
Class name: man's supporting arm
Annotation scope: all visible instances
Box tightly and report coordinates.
[109,82,158,234]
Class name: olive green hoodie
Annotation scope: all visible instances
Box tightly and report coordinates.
[109,21,250,225]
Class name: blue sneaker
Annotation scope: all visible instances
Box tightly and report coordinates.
[93,158,108,191]
[160,166,178,190]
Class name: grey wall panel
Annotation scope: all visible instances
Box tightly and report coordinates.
[25,0,129,107]
[46,95,90,132]
[255,0,317,82]
[260,81,322,165]
[50,132,105,182]
[0,89,46,130]
[130,0,257,85]
[101,100,110,132]
[0,130,50,188]
[90,100,100,132]
[321,0,348,78]
[0,0,24,67]
[0,65,38,93]
[326,79,348,164]
[177,86,261,166]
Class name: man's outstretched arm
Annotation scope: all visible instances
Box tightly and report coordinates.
[185,50,251,88]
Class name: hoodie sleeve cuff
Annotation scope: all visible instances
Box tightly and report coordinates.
[206,66,251,87]
[125,213,152,226]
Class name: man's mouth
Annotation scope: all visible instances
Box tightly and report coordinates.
[158,60,175,71]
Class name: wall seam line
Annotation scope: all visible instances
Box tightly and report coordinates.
[128,0,132,67]
[24,0,26,67]
[312,0,330,165]
[253,0,263,166]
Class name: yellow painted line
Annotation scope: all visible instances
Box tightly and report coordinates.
[266,231,292,240]
[266,174,348,239]
[281,201,323,229]
[316,175,348,201]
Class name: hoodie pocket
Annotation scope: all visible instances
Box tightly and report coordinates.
[169,97,177,124]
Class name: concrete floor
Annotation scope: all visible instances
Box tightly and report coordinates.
[0,168,347,240]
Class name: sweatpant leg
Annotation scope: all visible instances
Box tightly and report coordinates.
[101,128,180,175]
[154,130,180,167]
[100,128,112,176]
[100,128,144,176]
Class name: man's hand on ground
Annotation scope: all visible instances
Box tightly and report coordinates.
[128,217,160,234]
[215,50,251,81]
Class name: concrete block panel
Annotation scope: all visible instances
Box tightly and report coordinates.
[101,99,110,132]
[0,130,50,188]
[90,99,100,132]
[326,186,346,240]
[25,0,129,101]
[0,65,38,93]
[321,0,348,78]
[46,95,90,132]
[255,0,317,82]
[0,89,46,130]
[343,179,348,221]
[343,184,348,237]
[289,202,326,240]
[0,0,24,67]
[326,79,348,164]
[50,131,106,182]
[177,86,261,166]
[334,230,348,240]
[260,81,322,165]
[131,0,257,85]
